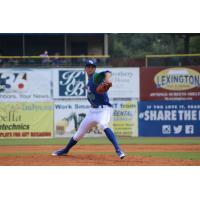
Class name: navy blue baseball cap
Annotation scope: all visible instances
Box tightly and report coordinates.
[85,59,97,68]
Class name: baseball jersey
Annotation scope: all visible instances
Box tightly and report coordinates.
[87,71,112,107]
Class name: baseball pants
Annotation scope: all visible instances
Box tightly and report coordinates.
[73,105,111,141]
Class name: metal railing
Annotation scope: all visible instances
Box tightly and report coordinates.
[0,55,110,68]
[145,54,200,67]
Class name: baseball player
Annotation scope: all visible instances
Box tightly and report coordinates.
[52,59,125,159]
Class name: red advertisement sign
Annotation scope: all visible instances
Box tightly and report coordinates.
[140,67,200,100]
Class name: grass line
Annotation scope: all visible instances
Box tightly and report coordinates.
[0,152,49,156]
[1,137,200,146]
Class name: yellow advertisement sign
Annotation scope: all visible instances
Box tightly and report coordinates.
[0,102,53,138]
[112,100,138,137]
[154,67,200,91]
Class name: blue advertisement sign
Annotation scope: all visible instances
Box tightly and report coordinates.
[58,70,86,97]
[139,101,200,137]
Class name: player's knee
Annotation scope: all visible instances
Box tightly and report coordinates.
[73,135,81,142]
[73,133,82,141]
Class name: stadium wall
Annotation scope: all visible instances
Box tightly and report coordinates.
[139,66,200,137]
[0,67,139,138]
[1,66,200,138]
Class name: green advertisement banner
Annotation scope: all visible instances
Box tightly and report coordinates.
[0,102,53,138]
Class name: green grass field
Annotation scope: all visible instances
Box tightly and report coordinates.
[0,136,200,146]
[0,137,200,161]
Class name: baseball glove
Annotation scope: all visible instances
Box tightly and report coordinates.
[96,81,112,94]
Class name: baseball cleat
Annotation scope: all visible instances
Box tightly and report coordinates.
[52,148,68,156]
[116,150,125,159]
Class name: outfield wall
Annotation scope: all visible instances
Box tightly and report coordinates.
[138,101,200,137]
[0,68,52,102]
[139,66,200,137]
[0,102,53,138]
[1,66,200,138]
[140,67,200,101]
[0,67,138,138]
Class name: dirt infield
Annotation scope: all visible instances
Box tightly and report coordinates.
[0,144,200,166]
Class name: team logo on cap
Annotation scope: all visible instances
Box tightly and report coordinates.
[89,60,94,64]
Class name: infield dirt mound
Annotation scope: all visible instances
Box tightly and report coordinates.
[0,144,200,166]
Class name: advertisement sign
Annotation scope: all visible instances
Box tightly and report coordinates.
[0,102,53,138]
[53,69,87,99]
[139,101,200,137]
[54,100,104,138]
[112,100,138,136]
[54,99,138,138]
[140,67,200,100]
[103,68,140,99]
[53,68,140,99]
[0,68,52,102]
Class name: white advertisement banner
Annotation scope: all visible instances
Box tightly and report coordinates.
[54,100,105,138]
[53,69,87,99]
[107,68,140,99]
[53,68,139,99]
[54,99,138,138]
[0,68,52,102]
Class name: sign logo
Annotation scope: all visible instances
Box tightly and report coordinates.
[0,72,28,93]
[154,67,200,91]
[59,70,86,97]
[185,125,194,134]
[162,125,171,134]
[173,125,182,134]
